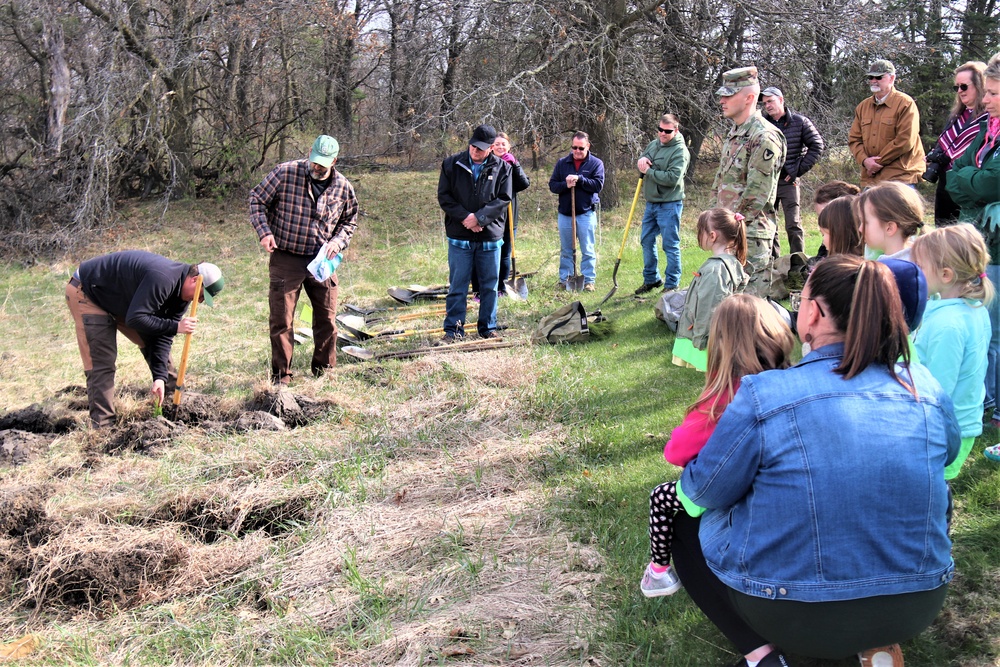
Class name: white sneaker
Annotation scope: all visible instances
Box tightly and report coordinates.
[640,562,682,597]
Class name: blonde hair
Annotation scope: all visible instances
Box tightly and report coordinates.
[951,61,987,119]
[692,294,795,422]
[911,223,995,304]
[696,208,748,264]
[854,182,925,244]
[986,52,1000,83]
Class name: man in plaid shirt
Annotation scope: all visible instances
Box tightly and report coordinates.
[250,135,359,385]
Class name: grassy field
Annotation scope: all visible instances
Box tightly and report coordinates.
[0,166,998,666]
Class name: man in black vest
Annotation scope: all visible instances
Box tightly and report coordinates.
[761,87,825,258]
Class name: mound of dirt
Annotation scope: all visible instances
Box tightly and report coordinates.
[154,490,316,544]
[232,411,285,432]
[244,389,336,427]
[0,484,50,541]
[162,391,238,424]
[0,404,78,434]
[102,416,183,455]
[21,522,187,610]
[0,429,55,466]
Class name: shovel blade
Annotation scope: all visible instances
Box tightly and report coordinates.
[506,276,529,300]
[387,286,417,304]
[342,345,375,360]
[566,275,585,292]
[597,284,617,307]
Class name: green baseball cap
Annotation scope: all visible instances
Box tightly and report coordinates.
[197,262,224,307]
[867,60,896,76]
[309,135,340,168]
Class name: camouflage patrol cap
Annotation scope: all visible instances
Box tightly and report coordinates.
[716,67,759,97]
[867,59,896,76]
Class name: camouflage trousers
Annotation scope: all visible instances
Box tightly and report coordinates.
[744,230,777,298]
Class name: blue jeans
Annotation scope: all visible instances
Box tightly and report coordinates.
[639,200,683,288]
[557,210,596,283]
[986,263,1000,417]
[445,239,501,337]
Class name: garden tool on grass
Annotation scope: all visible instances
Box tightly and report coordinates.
[504,201,529,300]
[342,338,513,361]
[172,275,202,406]
[566,185,585,291]
[337,319,446,343]
[599,174,644,307]
[337,308,446,332]
[387,284,449,304]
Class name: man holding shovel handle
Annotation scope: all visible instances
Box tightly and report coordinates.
[548,131,605,291]
[65,251,224,428]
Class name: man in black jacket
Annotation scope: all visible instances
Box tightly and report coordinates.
[761,87,825,257]
[437,124,512,343]
[65,250,224,427]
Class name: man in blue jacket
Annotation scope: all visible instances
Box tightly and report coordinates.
[548,132,605,291]
[437,124,512,343]
[65,250,224,427]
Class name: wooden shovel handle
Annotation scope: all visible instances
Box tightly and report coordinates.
[172,275,202,406]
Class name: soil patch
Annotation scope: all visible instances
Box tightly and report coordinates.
[0,430,56,466]
[153,489,317,544]
[0,484,50,542]
[0,404,78,434]
[21,521,187,611]
[101,416,182,455]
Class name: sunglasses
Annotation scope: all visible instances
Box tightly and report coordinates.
[657,127,675,134]
[953,83,970,92]
[867,75,885,81]
[803,295,826,317]
[571,146,587,151]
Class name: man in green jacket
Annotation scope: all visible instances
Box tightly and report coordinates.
[635,113,691,294]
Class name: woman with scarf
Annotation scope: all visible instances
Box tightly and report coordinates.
[947,52,1000,430]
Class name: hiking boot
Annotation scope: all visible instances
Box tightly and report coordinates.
[661,284,678,293]
[640,562,682,598]
[634,279,663,295]
[480,330,503,341]
[584,283,596,292]
[858,644,903,667]
[434,333,463,347]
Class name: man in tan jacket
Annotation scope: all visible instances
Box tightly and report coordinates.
[848,59,925,187]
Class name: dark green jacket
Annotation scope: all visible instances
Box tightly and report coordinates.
[640,135,690,203]
[946,118,1000,262]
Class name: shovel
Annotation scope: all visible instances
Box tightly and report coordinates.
[338,308,445,328]
[342,338,514,362]
[566,185,585,291]
[599,174,644,307]
[338,318,446,342]
[504,201,529,300]
[172,275,203,406]
[387,284,449,304]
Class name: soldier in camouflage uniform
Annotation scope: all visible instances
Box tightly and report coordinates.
[711,66,787,297]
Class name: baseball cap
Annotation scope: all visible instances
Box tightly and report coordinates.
[761,86,784,99]
[309,135,340,168]
[196,262,225,307]
[716,66,759,97]
[867,60,896,76]
[881,258,927,330]
[469,124,497,150]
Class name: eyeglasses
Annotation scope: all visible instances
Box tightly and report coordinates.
[867,75,884,81]
[571,146,587,151]
[953,83,970,92]
[804,295,826,317]
[657,127,675,134]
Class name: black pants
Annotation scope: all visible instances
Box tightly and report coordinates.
[671,511,949,659]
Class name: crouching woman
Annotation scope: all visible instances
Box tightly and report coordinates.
[671,255,960,667]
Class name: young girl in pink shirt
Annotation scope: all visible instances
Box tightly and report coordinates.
[641,294,796,597]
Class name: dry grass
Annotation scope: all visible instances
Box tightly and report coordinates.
[0,337,602,664]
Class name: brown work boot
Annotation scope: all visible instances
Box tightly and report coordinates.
[858,644,904,667]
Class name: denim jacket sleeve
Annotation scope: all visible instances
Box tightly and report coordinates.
[679,382,761,510]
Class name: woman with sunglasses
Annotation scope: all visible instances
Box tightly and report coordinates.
[926,61,988,226]
[947,52,1000,431]
[670,255,959,667]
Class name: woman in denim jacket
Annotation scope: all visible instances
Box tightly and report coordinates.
[672,256,960,667]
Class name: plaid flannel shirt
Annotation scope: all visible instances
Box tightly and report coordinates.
[249,159,359,256]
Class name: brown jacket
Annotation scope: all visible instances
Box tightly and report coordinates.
[848,88,925,187]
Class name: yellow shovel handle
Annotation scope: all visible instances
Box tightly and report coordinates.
[172,275,203,406]
[615,176,645,259]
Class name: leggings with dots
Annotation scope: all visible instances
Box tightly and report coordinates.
[649,481,684,566]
